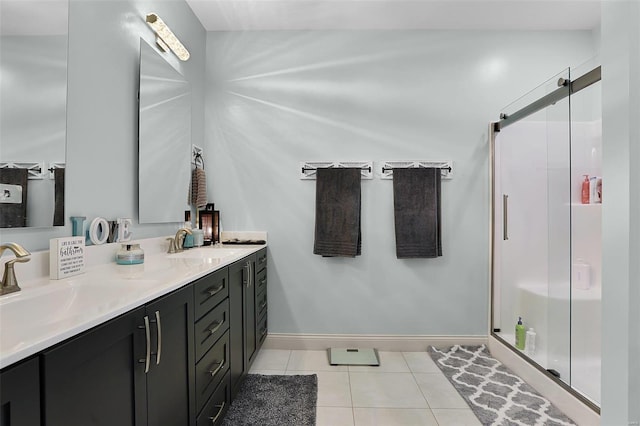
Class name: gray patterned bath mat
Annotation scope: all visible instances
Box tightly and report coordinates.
[222,374,317,425]
[428,345,576,426]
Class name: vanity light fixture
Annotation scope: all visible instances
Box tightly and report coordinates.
[145,13,190,61]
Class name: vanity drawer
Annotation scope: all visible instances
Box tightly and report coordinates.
[256,288,267,320]
[194,268,228,320]
[256,248,267,272]
[195,299,229,362]
[257,313,268,347]
[196,330,230,413]
[196,371,230,426]
[255,266,267,294]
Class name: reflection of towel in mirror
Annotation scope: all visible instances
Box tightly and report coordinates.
[0,168,28,228]
[53,168,65,226]
[189,168,207,208]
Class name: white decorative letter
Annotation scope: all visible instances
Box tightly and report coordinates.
[118,218,133,242]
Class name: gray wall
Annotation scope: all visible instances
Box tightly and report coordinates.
[205,30,596,335]
[0,0,206,250]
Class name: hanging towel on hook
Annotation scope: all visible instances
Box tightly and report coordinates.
[313,168,362,257]
[189,168,207,208]
[393,167,442,258]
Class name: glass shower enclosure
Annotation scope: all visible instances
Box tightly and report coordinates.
[491,64,601,409]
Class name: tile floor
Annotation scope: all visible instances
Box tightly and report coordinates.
[249,349,482,426]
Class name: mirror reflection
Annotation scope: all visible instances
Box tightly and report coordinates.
[138,38,191,224]
[0,0,69,228]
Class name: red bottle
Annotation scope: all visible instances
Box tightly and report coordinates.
[581,175,590,204]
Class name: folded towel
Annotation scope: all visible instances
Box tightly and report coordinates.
[189,168,207,208]
[53,168,65,226]
[393,167,442,258]
[313,168,362,257]
[0,167,28,228]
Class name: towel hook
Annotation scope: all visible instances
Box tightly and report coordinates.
[194,152,205,169]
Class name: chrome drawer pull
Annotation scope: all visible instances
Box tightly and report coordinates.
[209,360,225,378]
[209,402,225,424]
[206,284,224,297]
[155,311,162,365]
[138,316,151,373]
[259,301,267,310]
[260,328,267,337]
[259,256,266,265]
[258,278,266,286]
[207,320,224,335]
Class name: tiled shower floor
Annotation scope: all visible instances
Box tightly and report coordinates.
[249,349,482,426]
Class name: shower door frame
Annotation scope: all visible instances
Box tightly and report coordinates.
[489,65,601,413]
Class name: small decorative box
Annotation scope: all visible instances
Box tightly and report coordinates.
[50,237,85,279]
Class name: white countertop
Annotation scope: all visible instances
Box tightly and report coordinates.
[0,241,266,369]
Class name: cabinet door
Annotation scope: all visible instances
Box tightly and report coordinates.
[245,254,257,369]
[0,358,40,426]
[146,285,195,426]
[228,258,246,398]
[43,307,147,426]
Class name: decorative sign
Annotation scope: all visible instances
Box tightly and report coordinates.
[50,237,85,279]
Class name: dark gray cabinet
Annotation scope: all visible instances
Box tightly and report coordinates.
[0,357,40,426]
[42,306,148,426]
[0,247,266,426]
[42,285,194,426]
[229,248,267,399]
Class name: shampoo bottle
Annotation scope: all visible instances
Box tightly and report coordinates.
[515,317,526,350]
[581,175,590,204]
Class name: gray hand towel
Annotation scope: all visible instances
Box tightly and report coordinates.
[313,168,362,257]
[189,168,207,208]
[0,168,28,228]
[393,167,442,258]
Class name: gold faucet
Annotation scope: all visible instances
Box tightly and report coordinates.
[0,242,31,295]
[166,228,193,254]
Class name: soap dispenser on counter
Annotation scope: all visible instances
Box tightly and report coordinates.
[116,243,144,265]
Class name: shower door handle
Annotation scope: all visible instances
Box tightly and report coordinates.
[503,194,509,241]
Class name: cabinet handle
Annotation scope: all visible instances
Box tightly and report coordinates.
[244,261,253,287]
[503,194,509,241]
[259,301,267,310]
[138,316,151,373]
[155,311,162,366]
[207,319,224,335]
[208,360,225,378]
[260,328,267,340]
[208,402,225,424]
[258,278,266,287]
[259,256,266,265]
[206,284,224,297]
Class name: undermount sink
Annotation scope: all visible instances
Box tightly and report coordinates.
[168,248,241,259]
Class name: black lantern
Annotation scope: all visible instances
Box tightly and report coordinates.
[198,203,219,245]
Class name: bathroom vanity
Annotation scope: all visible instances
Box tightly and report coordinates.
[0,243,268,426]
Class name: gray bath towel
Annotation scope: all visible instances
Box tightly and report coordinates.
[0,168,28,228]
[393,167,442,258]
[313,168,362,257]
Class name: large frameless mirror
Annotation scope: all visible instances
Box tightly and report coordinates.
[138,38,191,224]
[0,0,69,228]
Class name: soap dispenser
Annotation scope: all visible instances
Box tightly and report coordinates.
[515,317,526,350]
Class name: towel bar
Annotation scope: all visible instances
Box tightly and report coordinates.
[379,160,453,180]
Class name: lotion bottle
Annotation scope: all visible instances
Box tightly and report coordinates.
[515,317,526,350]
[581,175,590,204]
[525,328,536,356]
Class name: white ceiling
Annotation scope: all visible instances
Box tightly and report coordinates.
[186,0,601,31]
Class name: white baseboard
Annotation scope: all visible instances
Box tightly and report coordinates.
[488,335,600,425]
[263,333,487,352]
